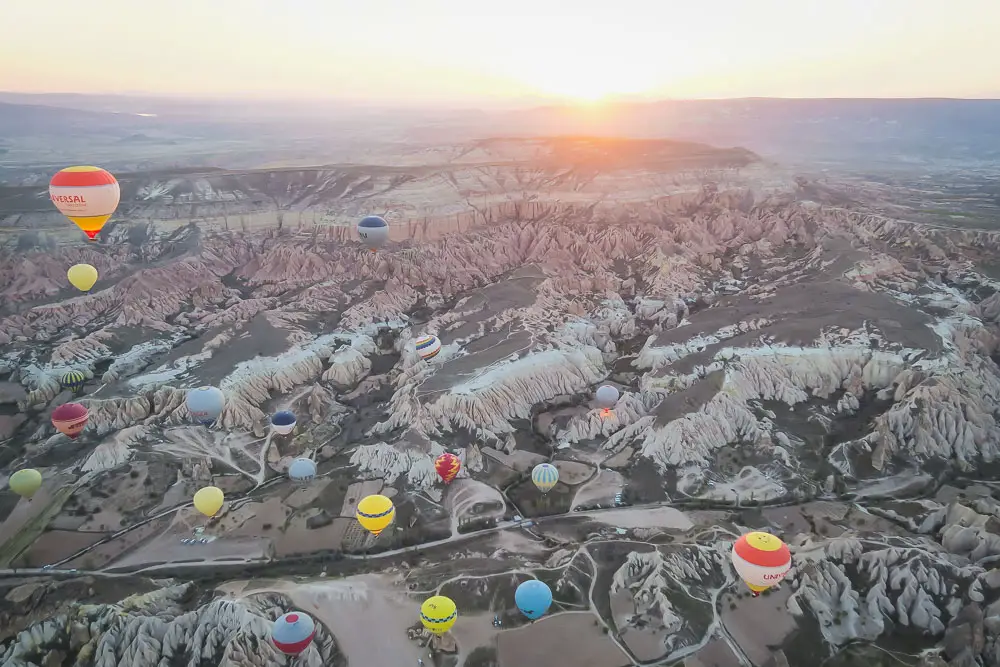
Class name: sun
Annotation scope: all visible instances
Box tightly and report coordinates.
[518,59,661,104]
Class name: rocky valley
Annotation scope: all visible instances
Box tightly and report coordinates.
[1,130,1000,667]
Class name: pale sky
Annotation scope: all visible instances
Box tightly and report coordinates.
[1,0,996,104]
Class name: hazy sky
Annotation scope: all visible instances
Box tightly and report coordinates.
[2,0,996,104]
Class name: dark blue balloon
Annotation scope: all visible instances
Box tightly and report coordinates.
[271,411,296,426]
[514,579,552,620]
[358,215,387,228]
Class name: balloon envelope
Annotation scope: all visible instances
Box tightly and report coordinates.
[531,463,559,494]
[596,385,620,410]
[357,215,389,250]
[356,494,395,536]
[60,370,87,392]
[288,458,317,481]
[67,264,99,292]
[9,469,42,499]
[271,612,316,655]
[731,532,792,593]
[420,595,458,635]
[51,402,89,439]
[271,410,296,435]
[514,580,553,620]
[415,334,442,361]
[193,486,225,517]
[434,452,461,484]
[49,166,120,240]
[186,386,225,425]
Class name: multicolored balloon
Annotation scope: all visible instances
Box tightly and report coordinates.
[531,463,559,494]
[271,611,316,655]
[357,215,389,252]
[186,386,225,425]
[596,384,620,417]
[49,166,120,240]
[51,402,89,439]
[731,532,792,596]
[514,579,553,620]
[8,469,43,500]
[271,410,296,435]
[356,494,395,536]
[420,595,458,635]
[193,486,225,517]
[288,457,317,482]
[60,370,87,392]
[67,263,99,292]
[415,334,441,361]
[434,452,461,484]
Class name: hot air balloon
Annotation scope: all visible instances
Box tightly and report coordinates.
[434,452,461,485]
[60,370,87,392]
[193,486,225,517]
[271,410,296,435]
[271,611,316,655]
[356,494,395,537]
[67,263,99,292]
[415,334,442,361]
[49,166,120,240]
[514,579,553,621]
[51,402,89,439]
[288,457,317,482]
[596,384,620,417]
[420,595,457,635]
[357,215,389,252]
[8,469,43,500]
[531,463,559,494]
[186,386,225,425]
[731,531,792,597]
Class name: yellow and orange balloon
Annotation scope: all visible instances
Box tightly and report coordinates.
[49,166,120,240]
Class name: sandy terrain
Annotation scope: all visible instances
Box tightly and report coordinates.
[721,586,798,666]
[496,611,628,667]
[587,507,693,531]
[682,639,743,667]
[223,575,427,667]
[552,460,594,486]
[571,469,626,511]
[109,533,271,569]
[482,448,546,472]
[340,480,385,518]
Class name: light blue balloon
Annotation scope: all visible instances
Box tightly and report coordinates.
[288,458,317,481]
[185,386,225,425]
[514,579,552,620]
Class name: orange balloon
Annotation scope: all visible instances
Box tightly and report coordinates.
[49,166,120,240]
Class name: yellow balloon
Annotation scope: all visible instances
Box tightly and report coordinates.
[420,595,457,635]
[193,486,225,517]
[8,469,42,499]
[67,264,99,292]
[356,494,395,536]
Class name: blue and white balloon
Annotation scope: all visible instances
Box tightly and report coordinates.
[531,463,559,494]
[288,457,317,482]
[357,215,389,251]
[271,410,296,435]
[185,386,225,425]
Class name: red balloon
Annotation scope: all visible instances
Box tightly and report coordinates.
[51,402,89,439]
[434,452,461,484]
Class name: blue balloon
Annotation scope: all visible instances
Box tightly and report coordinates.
[514,579,552,620]
[271,611,316,655]
[288,457,317,481]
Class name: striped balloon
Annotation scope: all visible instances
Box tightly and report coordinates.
[415,334,442,361]
[60,370,87,392]
[731,532,791,593]
[48,166,120,240]
[531,463,559,494]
